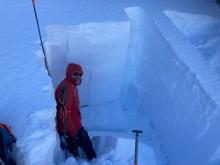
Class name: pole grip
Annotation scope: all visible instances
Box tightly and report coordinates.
[132,129,143,165]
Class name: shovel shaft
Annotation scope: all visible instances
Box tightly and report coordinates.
[134,134,139,165]
[132,129,143,165]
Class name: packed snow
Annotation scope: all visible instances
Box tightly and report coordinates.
[0,0,220,165]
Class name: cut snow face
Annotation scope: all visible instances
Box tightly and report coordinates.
[44,6,160,165]
[45,21,129,106]
[3,0,220,164]
[164,10,220,76]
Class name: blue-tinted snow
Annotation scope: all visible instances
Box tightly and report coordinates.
[0,0,220,165]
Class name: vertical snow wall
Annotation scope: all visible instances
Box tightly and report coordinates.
[45,22,130,129]
[122,7,220,165]
[45,6,220,165]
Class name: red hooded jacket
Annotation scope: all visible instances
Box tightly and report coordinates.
[55,63,83,137]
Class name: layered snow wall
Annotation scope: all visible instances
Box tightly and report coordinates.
[122,7,220,165]
[45,7,158,165]
[46,21,129,107]
[45,6,220,165]
[1,0,219,164]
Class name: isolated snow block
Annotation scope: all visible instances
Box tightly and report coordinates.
[46,21,129,106]
[77,66,90,106]
[67,22,129,105]
[46,44,90,106]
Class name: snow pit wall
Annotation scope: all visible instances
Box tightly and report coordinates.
[122,7,220,165]
[45,22,129,107]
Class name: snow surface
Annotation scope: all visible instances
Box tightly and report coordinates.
[165,10,220,80]
[0,0,220,165]
[45,7,159,165]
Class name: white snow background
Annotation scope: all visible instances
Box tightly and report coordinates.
[0,0,220,165]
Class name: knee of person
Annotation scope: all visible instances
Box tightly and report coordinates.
[88,152,97,161]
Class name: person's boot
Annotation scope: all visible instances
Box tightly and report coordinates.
[87,149,96,160]
[72,149,79,159]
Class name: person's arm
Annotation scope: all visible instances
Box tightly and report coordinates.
[64,84,74,112]
[64,84,78,137]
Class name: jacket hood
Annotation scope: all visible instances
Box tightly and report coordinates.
[66,63,83,85]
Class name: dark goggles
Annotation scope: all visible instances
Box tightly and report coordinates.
[73,72,83,77]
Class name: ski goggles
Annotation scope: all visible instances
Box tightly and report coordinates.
[72,72,83,78]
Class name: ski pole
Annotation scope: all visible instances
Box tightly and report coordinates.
[132,129,143,165]
[32,0,50,75]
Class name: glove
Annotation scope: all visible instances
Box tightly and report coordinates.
[60,135,67,150]
[60,141,65,150]
[78,127,88,140]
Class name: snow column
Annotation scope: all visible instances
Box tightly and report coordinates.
[46,26,69,88]
[122,7,220,165]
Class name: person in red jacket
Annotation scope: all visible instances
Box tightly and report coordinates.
[55,63,96,160]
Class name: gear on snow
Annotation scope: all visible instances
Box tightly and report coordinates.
[0,123,16,165]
